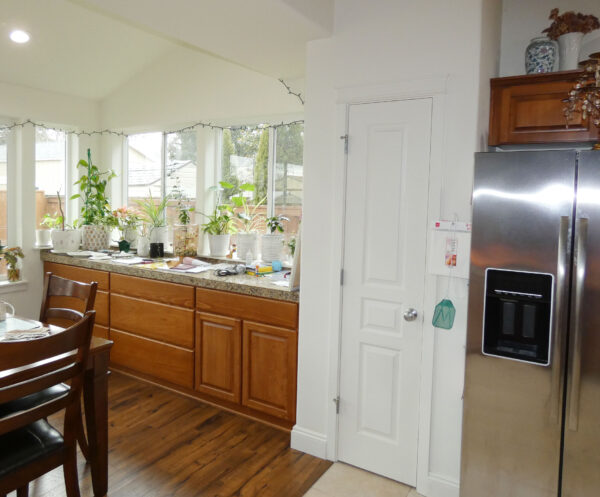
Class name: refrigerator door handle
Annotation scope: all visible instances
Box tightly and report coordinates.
[550,215,570,424]
[567,217,588,431]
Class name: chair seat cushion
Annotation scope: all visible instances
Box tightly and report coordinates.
[0,420,64,478]
[0,384,70,418]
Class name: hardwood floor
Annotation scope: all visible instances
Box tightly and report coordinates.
[16,372,331,497]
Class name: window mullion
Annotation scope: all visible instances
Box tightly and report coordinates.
[161,132,167,223]
[267,127,276,218]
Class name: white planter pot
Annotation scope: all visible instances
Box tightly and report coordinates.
[236,232,258,261]
[137,235,150,257]
[261,233,284,262]
[51,229,81,252]
[123,227,139,245]
[150,225,169,245]
[35,229,52,247]
[81,225,110,251]
[208,234,231,256]
[558,32,584,71]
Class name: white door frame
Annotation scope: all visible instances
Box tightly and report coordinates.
[326,76,448,495]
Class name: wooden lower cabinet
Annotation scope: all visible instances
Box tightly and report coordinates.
[195,312,241,403]
[242,321,298,421]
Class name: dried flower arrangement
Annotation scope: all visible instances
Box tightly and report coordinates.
[543,8,600,40]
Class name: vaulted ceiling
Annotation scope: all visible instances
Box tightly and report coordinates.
[0,0,333,100]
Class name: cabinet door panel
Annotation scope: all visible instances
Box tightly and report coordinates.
[110,294,194,348]
[242,321,297,421]
[111,273,194,308]
[195,313,241,403]
[110,329,194,388]
[43,262,109,290]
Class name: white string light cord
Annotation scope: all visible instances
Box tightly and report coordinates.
[278,79,304,105]
[0,118,305,138]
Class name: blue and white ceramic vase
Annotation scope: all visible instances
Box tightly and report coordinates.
[525,37,557,74]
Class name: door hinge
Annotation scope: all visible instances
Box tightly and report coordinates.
[340,134,348,154]
[340,269,344,286]
[333,396,340,414]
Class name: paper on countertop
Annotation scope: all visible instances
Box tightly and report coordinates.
[112,257,146,265]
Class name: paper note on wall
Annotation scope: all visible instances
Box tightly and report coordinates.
[428,220,471,279]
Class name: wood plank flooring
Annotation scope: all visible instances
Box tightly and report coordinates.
[16,372,331,497]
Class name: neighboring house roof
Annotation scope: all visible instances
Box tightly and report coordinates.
[128,159,195,187]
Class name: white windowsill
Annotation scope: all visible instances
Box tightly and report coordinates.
[0,280,28,294]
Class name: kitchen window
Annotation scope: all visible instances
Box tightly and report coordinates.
[0,128,7,278]
[35,127,67,230]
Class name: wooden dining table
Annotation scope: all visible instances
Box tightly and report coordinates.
[1,316,113,497]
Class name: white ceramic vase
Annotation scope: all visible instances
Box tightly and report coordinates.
[137,235,150,257]
[51,229,81,252]
[81,225,110,251]
[261,233,284,262]
[35,229,52,247]
[208,234,231,256]
[236,232,258,261]
[558,32,584,71]
[149,225,169,245]
[123,227,139,245]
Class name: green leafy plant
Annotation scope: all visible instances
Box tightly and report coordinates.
[226,181,266,233]
[70,149,117,226]
[40,213,63,230]
[171,180,195,225]
[287,237,296,257]
[266,215,289,234]
[113,206,141,240]
[136,191,170,228]
[3,246,24,270]
[200,181,235,235]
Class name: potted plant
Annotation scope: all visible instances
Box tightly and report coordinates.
[171,180,199,258]
[228,182,265,262]
[200,182,235,256]
[136,190,170,247]
[40,192,81,251]
[3,246,24,282]
[71,149,117,251]
[543,9,600,70]
[261,215,288,262]
[113,206,141,253]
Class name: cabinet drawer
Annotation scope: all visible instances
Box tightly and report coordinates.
[48,289,109,327]
[195,312,241,403]
[196,288,298,329]
[110,329,194,389]
[111,273,194,308]
[110,294,194,348]
[242,321,297,421]
[93,324,109,340]
[44,262,109,291]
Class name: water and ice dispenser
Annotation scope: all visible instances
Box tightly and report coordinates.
[482,269,554,366]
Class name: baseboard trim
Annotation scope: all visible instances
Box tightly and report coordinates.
[418,472,460,497]
[291,425,328,459]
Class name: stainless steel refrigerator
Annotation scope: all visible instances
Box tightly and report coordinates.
[461,150,600,497]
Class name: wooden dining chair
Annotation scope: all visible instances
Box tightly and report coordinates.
[0,311,95,497]
[39,272,98,327]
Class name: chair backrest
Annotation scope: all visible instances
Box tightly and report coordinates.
[0,311,95,439]
[39,272,98,327]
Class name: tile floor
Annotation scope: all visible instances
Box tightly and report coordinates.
[304,462,425,497]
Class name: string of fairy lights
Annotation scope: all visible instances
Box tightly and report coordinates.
[0,79,305,138]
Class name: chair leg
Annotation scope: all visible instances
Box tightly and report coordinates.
[17,486,29,497]
[63,445,81,497]
[76,409,90,462]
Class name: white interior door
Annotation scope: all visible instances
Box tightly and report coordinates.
[338,98,432,485]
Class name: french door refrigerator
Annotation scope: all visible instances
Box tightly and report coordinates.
[461,150,600,497]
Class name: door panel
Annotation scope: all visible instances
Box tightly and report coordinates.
[562,151,600,497]
[460,151,576,497]
[338,98,432,485]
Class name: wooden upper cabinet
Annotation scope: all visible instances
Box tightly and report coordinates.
[489,70,599,146]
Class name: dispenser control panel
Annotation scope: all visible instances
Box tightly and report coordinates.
[482,268,554,366]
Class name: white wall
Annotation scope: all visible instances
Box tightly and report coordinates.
[500,0,600,76]
[0,82,100,319]
[100,45,304,131]
[292,1,501,496]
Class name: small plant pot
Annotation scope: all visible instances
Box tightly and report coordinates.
[137,235,150,257]
[81,225,110,251]
[118,240,131,253]
[208,234,231,256]
[150,242,165,258]
[236,232,258,261]
[150,225,169,246]
[51,229,81,252]
[173,224,199,257]
[7,268,20,282]
[261,233,284,262]
[35,229,52,247]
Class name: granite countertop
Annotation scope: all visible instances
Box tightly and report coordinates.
[41,251,299,303]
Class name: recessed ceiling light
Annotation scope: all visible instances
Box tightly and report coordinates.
[9,30,30,44]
